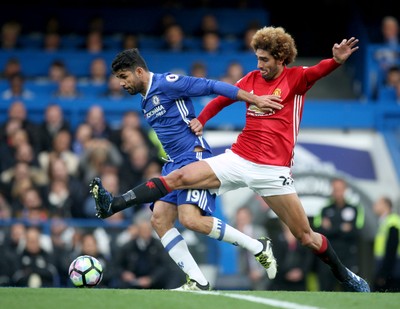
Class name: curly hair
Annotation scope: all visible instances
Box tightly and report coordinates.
[250,26,297,66]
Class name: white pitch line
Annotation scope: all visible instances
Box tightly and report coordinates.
[192,291,322,309]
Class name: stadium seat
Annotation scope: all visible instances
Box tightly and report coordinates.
[377,86,397,102]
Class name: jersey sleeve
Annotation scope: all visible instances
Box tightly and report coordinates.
[304,58,341,84]
[159,74,238,99]
[197,95,236,126]
[197,72,253,125]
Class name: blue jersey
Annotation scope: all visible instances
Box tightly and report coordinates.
[141,72,236,160]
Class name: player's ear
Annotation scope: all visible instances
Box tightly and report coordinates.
[135,67,145,78]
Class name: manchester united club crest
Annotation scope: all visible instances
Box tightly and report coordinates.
[273,88,282,96]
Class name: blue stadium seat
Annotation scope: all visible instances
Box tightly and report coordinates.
[61,35,85,50]
[377,86,397,102]
[19,34,43,49]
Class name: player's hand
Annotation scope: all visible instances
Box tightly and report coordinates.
[332,37,359,64]
[189,118,203,136]
[255,95,283,113]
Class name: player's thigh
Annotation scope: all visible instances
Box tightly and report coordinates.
[170,160,221,189]
[263,194,312,237]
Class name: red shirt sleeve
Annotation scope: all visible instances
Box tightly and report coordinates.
[197,95,236,126]
[304,58,341,84]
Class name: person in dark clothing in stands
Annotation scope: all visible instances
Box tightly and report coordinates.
[313,177,365,291]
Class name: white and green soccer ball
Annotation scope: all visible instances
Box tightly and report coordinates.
[69,255,103,288]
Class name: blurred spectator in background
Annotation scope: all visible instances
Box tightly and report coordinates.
[71,123,93,156]
[269,221,313,291]
[109,110,155,156]
[53,74,82,99]
[47,60,68,84]
[313,177,365,291]
[100,74,130,100]
[377,65,400,101]
[378,16,400,48]
[384,65,400,88]
[195,14,220,38]
[13,226,58,287]
[190,61,208,78]
[3,222,26,255]
[201,31,221,53]
[156,13,177,36]
[241,24,260,52]
[141,159,162,183]
[0,223,25,286]
[118,137,155,193]
[88,16,104,33]
[13,138,40,169]
[79,57,108,92]
[83,30,104,53]
[85,104,113,139]
[45,157,86,218]
[1,73,35,101]
[2,101,41,151]
[0,20,22,50]
[220,61,245,84]
[77,138,123,185]
[1,161,46,210]
[0,57,22,80]
[372,196,400,292]
[162,24,189,52]
[374,16,400,76]
[395,80,400,103]
[234,206,270,290]
[0,119,27,172]
[44,16,61,34]
[38,129,79,177]
[0,192,11,220]
[15,187,49,224]
[43,31,61,52]
[38,103,71,152]
[49,217,76,286]
[122,33,138,50]
[114,219,172,289]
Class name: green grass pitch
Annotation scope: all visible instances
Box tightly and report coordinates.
[0,288,398,309]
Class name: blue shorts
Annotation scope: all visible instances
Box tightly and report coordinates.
[150,150,216,216]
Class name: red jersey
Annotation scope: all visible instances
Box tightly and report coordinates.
[198,58,341,167]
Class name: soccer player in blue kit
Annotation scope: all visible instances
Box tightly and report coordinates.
[90,48,284,290]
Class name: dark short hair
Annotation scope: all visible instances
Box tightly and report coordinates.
[111,48,148,73]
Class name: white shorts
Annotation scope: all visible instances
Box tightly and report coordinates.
[204,149,296,197]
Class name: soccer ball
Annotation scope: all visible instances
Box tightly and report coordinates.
[68,255,103,288]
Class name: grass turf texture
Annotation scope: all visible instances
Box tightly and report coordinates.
[0,288,397,309]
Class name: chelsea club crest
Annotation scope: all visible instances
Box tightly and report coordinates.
[152,95,160,105]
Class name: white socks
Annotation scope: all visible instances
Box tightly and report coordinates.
[161,227,208,286]
[208,217,263,255]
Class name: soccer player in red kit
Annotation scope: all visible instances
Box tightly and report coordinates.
[91,26,370,292]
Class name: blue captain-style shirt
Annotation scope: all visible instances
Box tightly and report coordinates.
[141,72,239,160]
